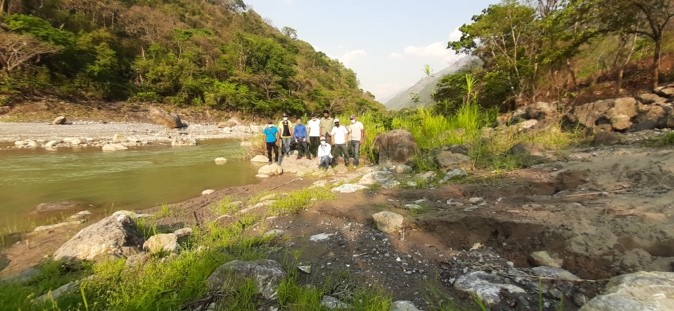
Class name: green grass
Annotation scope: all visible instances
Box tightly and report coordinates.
[155,203,173,218]
[270,187,336,215]
[209,196,242,215]
[642,131,674,147]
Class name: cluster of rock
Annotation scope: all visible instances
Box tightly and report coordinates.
[440,247,674,311]
[503,83,674,133]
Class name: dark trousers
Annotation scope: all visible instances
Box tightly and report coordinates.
[266,142,278,163]
[309,136,320,157]
[295,138,309,157]
[332,143,349,166]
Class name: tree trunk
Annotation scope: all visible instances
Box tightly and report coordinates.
[653,39,662,90]
[0,0,8,15]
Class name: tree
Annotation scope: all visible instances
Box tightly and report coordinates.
[0,30,61,73]
[449,1,539,103]
[618,0,674,89]
[281,26,297,39]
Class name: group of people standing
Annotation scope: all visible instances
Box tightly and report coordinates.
[262,110,365,169]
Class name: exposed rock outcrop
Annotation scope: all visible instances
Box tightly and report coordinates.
[373,130,418,166]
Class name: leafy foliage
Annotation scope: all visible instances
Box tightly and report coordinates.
[0,1,382,115]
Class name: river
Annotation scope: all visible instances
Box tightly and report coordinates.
[0,139,260,236]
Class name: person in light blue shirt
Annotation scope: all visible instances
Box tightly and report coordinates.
[263,120,279,163]
[293,117,310,159]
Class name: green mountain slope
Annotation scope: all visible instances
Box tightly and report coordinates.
[0,0,382,115]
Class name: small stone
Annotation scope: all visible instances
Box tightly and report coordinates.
[202,189,215,196]
[298,265,312,274]
[529,251,563,268]
[214,157,227,165]
[321,295,351,309]
[310,233,334,242]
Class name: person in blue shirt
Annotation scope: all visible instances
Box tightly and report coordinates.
[293,117,310,159]
[263,120,280,164]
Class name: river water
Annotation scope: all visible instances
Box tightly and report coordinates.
[0,139,260,235]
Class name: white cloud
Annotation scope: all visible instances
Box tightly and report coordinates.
[403,41,448,58]
[389,52,403,59]
[338,49,367,66]
[448,28,462,42]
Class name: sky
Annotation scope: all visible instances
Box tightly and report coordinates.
[244,0,499,102]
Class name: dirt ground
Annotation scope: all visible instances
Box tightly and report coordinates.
[2,130,674,309]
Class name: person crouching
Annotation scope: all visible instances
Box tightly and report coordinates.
[317,137,332,169]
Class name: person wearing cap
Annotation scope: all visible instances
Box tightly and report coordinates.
[263,119,280,164]
[319,109,334,141]
[347,115,365,166]
[317,136,332,169]
[329,118,350,166]
[307,112,321,158]
[293,116,310,159]
[278,113,293,157]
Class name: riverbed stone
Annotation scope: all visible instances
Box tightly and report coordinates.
[143,233,180,254]
[174,227,192,238]
[33,221,82,232]
[530,266,580,281]
[206,259,286,300]
[214,157,227,165]
[579,271,674,311]
[53,211,144,261]
[33,281,78,304]
[202,189,215,195]
[372,211,404,234]
[149,107,183,128]
[251,155,270,163]
[52,116,67,125]
[102,143,128,151]
[374,129,418,166]
[35,201,81,213]
[258,163,283,176]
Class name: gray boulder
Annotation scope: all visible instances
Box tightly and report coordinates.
[434,151,471,171]
[454,271,526,305]
[53,211,144,261]
[372,211,404,234]
[206,259,286,300]
[580,271,674,311]
[374,130,418,166]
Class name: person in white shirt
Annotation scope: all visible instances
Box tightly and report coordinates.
[329,118,350,166]
[317,136,332,169]
[307,112,321,158]
[347,115,365,166]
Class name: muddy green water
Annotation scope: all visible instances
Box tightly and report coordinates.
[0,140,260,234]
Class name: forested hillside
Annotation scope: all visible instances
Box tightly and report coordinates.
[433,0,674,115]
[0,0,383,115]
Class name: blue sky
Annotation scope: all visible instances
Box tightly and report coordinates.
[245,0,499,102]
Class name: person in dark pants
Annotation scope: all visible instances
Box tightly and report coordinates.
[293,117,310,159]
[263,120,279,164]
[330,118,350,166]
[307,112,321,158]
[278,113,293,157]
[347,115,365,167]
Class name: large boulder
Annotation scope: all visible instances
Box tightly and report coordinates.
[53,211,144,261]
[633,102,670,130]
[566,98,639,131]
[655,84,674,98]
[149,107,183,128]
[434,151,471,171]
[580,271,674,311]
[373,130,418,166]
[206,259,286,300]
[637,93,667,104]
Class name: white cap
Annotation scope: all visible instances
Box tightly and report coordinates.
[334,118,340,123]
